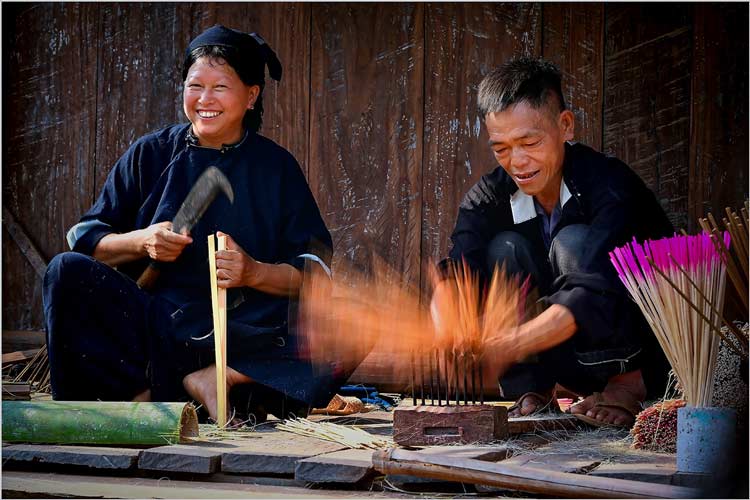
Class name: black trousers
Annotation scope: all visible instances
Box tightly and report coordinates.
[488,225,669,399]
[42,252,331,418]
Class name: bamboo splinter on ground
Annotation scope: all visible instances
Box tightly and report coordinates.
[208,234,228,427]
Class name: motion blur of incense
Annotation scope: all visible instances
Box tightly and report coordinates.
[611,232,734,407]
[297,255,526,404]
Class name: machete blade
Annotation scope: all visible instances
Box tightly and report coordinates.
[171,166,234,234]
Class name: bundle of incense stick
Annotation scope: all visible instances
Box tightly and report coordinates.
[610,233,731,406]
[297,255,524,404]
[698,202,749,318]
[207,234,227,427]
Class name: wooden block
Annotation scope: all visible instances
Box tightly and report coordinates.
[220,432,345,475]
[138,444,221,474]
[3,444,140,470]
[508,413,580,434]
[2,383,31,400]
[295,449,375,484]
[393,405,508,446]
[2,331,46,353]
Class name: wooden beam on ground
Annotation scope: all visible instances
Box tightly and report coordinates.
[295,449,375,484]
[373,448,700,498]
[2,206,48,279]
[3,444,141,470]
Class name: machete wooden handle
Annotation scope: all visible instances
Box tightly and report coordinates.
[136,262,160,290]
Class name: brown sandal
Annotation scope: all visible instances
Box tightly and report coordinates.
[571,392,642,428]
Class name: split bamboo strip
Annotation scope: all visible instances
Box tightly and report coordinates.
[2,401,198,445]
[207,234,227,427]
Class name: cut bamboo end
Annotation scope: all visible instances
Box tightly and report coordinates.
[180,402,200,441]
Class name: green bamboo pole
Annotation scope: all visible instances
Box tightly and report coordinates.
[2,401,198,445]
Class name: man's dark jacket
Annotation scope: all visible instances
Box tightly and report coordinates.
[443,142,674,345]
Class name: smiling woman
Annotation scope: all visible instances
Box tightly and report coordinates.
[43,25,338,426]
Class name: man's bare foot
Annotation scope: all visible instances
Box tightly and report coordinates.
[508,390,556,417]
[132,389,151,402]
[183,364,252,425]
[569,369,646,426]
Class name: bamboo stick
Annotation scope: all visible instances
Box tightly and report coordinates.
[207,234,227,427]
[2,401,198,445]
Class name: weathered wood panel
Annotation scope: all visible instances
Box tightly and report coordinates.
[688,3,749,227]
[421,3,541,288]
[2,3,99,330]
[603,4,693,230]
[309,3,424,287]
[542,3,603,151]
[93,4,186,191]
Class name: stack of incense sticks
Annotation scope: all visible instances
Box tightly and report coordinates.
[610,233,730,406]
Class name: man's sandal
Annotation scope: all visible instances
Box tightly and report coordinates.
[508,391,561,416]
[570,391,642,428]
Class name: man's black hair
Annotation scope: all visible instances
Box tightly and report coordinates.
[182,45,265,133]
[477,57,566,117]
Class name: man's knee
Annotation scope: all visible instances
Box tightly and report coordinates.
[549,224,589,275]
[45,252,95,288]
[486,231,536,277]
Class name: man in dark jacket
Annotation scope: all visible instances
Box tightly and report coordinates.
[431,57,672,427]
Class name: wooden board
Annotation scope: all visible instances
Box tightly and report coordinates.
[3,444,140,470]
[420,3,541,290]
[2,331,46,353]
[502,452,601,474]
[295,448,375,484]
[542,3,604,151]
[309,3,424,287]
[220,432,346,475]
[138,444,222,474]
[688,3,749,229]
[602,4,693,230]
[1,470,357,499]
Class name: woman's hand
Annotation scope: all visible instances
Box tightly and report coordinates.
[214,231,262,289]
[140,221,193,262]
[213,231,302,295]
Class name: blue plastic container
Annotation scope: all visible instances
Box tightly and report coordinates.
[676,406,736,475]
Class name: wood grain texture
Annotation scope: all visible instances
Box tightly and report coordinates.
[309,3,424,288]
[688,3,749,229]
[603,4,693,230]
[3,444,141,470]
[542,3,603,151]
[421,3,541,289]
[2,3,99,330]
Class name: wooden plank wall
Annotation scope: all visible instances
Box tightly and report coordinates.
[3,3,748,336]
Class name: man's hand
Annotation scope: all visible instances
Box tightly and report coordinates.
[214,231,261,289]
[140,221,193,262]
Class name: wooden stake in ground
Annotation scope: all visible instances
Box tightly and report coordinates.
[207,234,228,427]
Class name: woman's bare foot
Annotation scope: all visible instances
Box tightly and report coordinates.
[183,364,252,425]
[569,369,647,426]
[132,389,151,402]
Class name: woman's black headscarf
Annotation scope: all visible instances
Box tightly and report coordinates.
[183,25,282,132]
